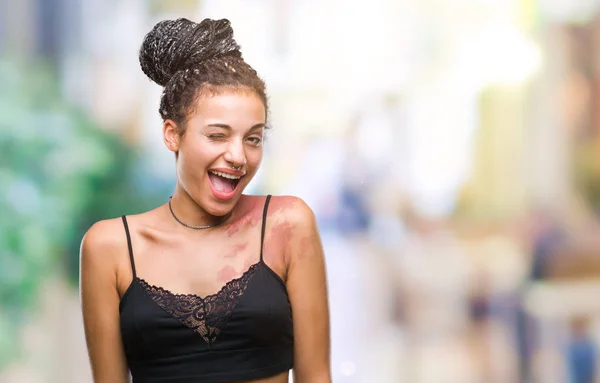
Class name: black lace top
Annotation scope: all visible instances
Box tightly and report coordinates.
[118,196,294,383]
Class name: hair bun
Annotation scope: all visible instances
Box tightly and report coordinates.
[139,18,242,86]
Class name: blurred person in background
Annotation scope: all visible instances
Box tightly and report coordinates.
[79,18,331,383]
[517,210,565,382]
[567,317,597,383]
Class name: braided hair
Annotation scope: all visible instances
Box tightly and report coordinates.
[139,18,267,132]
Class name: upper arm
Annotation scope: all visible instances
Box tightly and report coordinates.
[80,220,130,383]
[283,197,331,383]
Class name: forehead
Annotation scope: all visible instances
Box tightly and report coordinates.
[190,90,266,127]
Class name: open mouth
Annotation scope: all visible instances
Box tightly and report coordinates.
[208,170,243,194]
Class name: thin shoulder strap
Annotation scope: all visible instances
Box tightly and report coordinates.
[260,195,272,261]
[121,215,137,279]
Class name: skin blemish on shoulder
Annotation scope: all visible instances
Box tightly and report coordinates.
[263,219,293,264]
[222,243,248,258]
[272,196,300,214]
[299,236,312,258]
[268,220,293,248]
[226,206,261,236]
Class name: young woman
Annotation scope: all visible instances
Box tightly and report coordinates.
[80,18,331,383]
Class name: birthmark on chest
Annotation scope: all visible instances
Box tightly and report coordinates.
[217,265,239,283]
[217,258,255,283]
[222,243,248,258]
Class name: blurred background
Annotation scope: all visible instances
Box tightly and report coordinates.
[3,0,600,382]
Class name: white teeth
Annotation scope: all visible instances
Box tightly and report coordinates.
[209,170,242,179]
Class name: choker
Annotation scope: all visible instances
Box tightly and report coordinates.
[168,196,232,229]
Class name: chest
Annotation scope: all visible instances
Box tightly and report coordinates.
[120,264,293,352]
[131,232,262,295]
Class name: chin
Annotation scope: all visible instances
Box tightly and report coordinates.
[206,189,245,215]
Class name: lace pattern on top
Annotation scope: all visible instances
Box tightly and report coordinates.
[138,262,260,345]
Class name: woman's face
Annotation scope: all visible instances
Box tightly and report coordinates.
[164,90,266,216]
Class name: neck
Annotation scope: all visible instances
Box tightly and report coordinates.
[168,191,233,229]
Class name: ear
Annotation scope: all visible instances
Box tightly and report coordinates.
[163,120,181,153]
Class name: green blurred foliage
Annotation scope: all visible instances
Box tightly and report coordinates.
[0,58,168,367]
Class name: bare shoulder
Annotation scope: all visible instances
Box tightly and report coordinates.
[268,195,321,267]
[276,195,331,381]
[268,195,316,229]
[82,217,127,253]
[80,217,128,272]
[80,217,131,382]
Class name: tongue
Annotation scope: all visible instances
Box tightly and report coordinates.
[209,173,236,193]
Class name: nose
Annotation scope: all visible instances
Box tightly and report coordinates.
[223,138,247,168]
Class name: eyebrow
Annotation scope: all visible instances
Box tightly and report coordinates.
[206,123,265,130]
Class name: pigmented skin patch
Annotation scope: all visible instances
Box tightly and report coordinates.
[298,236,312,258]
[271,196,301,214]
[263,220,292,266]
[266,221,293,250]
[263,196,312,266]
[222,243,248,258]
[217,265,239,283]
[226,203,262,236]
[217,258,255,284]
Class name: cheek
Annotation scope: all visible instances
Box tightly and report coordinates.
[177,149,212,185]
[179,140,217,168]
[247,147,263,167]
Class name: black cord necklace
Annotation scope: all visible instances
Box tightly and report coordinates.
[168,196,232,229]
